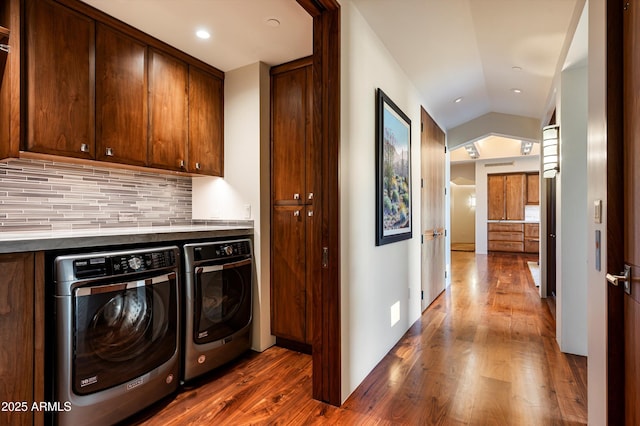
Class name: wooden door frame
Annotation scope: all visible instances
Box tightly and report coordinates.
[296,0,341,406]
[606,0,624,423]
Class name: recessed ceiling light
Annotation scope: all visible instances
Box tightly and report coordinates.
[196,29,210,39]
[511,88,522,94]
[265,18,281,27]
[512,66,522,72]
[454,97,463,103]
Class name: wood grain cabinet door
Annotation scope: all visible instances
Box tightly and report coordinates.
[505,174,526,220]
[527,173,540,204]
[188,66,223,176]
[96,24,148,166]
[271,206,307,343]
[149,48,188,171]
[0,253,36,426]
[487,175,506,220]
[271,65,310,203]
[26,0,95,158]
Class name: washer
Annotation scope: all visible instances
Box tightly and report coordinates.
[52,246,180,426]
[182,238,253,382]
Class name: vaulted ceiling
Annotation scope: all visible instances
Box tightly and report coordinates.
[81,0,584,134]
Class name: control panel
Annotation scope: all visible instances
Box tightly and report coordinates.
[193,240,252,261]
[73,249,176,279]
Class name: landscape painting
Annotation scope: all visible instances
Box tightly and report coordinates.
[375,88,412,246]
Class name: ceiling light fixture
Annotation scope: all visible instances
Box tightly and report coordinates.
[511,88,522,94]
[520,141,533,155]
[454,97,463,103]
[196,29,210,39]
[464,143,479,159]
[512,66,522,72]
[265,18,281,27]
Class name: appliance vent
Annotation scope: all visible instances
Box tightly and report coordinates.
[484,161,514,168]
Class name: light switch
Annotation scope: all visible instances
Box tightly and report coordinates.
[594,200,602,224]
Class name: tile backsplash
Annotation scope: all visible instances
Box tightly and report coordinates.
[0,158,196,232]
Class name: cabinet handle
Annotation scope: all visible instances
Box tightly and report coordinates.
[293,193,300,200]
[293,210,300,217]
[195,162,201,170]
[105,147,114,157]
[80,143,90,153]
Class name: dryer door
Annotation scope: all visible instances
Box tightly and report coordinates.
[193,258,252,344]
[73,272,177,395]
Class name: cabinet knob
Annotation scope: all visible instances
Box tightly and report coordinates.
[293,210,300,217]
[308,210,314,217]
[105,147,114,157]
[308,193,314,200]
[179,160,185,169]
[80,143,90,153]
[293,193,300,200]
[195,162,201,170]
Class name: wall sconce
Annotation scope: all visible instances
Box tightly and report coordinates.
[468,194,476,209]
[542,125,559,178]
[464,143,479,159]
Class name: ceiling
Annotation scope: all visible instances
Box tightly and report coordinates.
[81,0,583,133]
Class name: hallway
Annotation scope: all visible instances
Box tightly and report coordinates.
[133,252,587,425]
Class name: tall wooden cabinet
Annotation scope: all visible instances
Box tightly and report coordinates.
[488,173,525,221]
[270,57,316,349]
[0,252,44,426]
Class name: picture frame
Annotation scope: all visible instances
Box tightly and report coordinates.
[375,88,412,246]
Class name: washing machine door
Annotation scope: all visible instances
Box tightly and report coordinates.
[73,272,177,395]
[194,258,252,344]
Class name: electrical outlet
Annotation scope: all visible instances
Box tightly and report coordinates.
[243,204,251,219]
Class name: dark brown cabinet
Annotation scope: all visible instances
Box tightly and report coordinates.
[25,0,94,158]
[0,252,44,426]
[149,49,188,171]
[189,66,224,176]
[96,24,147,166]
[270,58,315,348]
[526,172,540,205]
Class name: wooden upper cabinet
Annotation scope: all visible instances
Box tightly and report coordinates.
[96,24,148,166]
[487,174,506,220]
[526,173,540,205]
[26,0,95,158]
[188,66,223,176]
[148,49,188,171]
[505,174,525,220]
[271,62,312,203]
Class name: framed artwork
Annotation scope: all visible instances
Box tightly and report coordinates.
[375,88,412,246]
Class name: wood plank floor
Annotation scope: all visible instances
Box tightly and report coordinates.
[127,252,587,425]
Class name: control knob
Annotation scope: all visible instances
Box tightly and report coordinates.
[223,245,234,256]
[128,256,143,270]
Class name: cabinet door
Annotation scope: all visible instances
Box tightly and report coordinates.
[26,0,94,158]
[149,49,188,171]
[188,66,223,176]
[527,173,540,204]
[0,253,35,426]
[271,66,310,203]
[271,206,307,343]
[505,174,525,220]
[96,24,147,166]
[487,175,505,220]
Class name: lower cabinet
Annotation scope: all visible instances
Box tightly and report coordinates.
[0,252,44,426]
[488,222,540,253]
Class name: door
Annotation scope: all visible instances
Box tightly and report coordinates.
[420,107,445,310]
[609,2,640,423]
[546,177,557,297]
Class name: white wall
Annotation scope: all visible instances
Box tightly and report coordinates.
[586,0,607,422]
[450,185,476,244]
[557,64,588,356]
[340,0,443,402]
[192,62,275,352]
[474,156,540,254]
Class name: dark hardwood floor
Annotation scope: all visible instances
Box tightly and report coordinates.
[129,252,587,425]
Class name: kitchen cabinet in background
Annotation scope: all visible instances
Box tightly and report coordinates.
[487,173,525,221]
[270,58,316,350]
[25,0,94,159]
[0,252,44,426]
[488,222,524,252]
[96,24,147,166]
[526,173,540,205]
[149,49,188,172]
[524,223,540,253]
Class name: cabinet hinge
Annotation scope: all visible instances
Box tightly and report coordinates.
[444,229,447,237]
[421,235,424,244]
[444,145,447,153]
